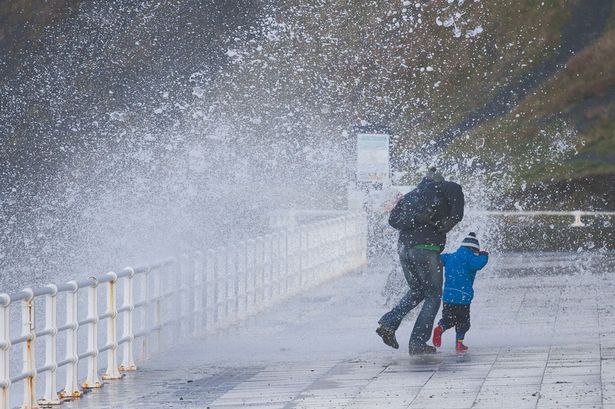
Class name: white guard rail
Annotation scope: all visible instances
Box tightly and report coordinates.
[0,212,367,409]
[469,210,615,227]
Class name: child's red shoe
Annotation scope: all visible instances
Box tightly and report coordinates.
[456,340,468,352]
[432,325,444,348]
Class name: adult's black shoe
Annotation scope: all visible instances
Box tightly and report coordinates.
[408,344,437,355]
[376,325,399,349]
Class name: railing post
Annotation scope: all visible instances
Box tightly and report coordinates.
[263,234,272,306]
[342,215,350,272]
[271,232,283,301]
[139,268,150,361]
[193,252,205,336]
[21,288,37,409]
[571,211,585,227]
[174,254,188,339]
[236,242,248,321]
[280,230,289,296]
[215,247,228,326]
[226,246,238,325]
[185,255,195,336]
[152,266,162,353]
[82,278,102,389]
[103,272,122,381]
[299,226,308,288]
[60,281,80,399]
[38,284,60,406]
[0,294,11,409]
[246,240,256,316]
[255,237,264,312]
[205,250,216,331]
[271,232,280,301]
[119,268,136,372]
[361,212,368,265]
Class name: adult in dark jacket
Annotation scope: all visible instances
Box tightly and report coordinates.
[376,169,464,354]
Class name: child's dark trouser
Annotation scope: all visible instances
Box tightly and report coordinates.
[438,303,471,340]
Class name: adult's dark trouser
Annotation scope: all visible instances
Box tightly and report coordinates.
[378,245,443,347]
[438,302,471,341]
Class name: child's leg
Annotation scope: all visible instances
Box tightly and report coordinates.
[437,303,456,331]
[454,304,471,341]
[433,303,455,347]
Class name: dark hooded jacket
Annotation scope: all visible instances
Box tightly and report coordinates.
[389,178,464,250]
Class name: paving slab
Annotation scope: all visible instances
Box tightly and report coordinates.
[59,253,615,409]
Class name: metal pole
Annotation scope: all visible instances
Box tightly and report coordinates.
[205,249,216,331]
[215,247,227,326]
[103,272,121,380]
[255,237,264,312]
[152,267,162,353]
[183,255,195,338]
[139,269,150,361]
[60,281,80,399]
[271,232,280,301]
[193,251,204,335]
[246,240,256,317]
[21,288,37,409]
[119,268,136,372]
[263,234,272,306]
[226,246,238,325]
[82,279,102,389]
[571,211,586,227]
[176,256,186,340]
[281,230,289,296]
[0,294,11,409]
[299,226,308,288]
[236,241,248,321]
[38,284,60,406]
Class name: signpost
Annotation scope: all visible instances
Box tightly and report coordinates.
[356,133,390,184]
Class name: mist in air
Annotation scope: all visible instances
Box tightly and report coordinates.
[1,1,611,292]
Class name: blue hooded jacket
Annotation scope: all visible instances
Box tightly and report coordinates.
[441,246,488,304]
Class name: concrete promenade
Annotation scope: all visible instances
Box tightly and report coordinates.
[63,253,615,408]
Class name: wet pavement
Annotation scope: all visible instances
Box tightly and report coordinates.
[60,253,615,408]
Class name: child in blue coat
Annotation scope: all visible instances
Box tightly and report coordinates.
[432,232,489,352]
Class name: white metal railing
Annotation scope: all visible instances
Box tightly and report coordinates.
[470,210,615,227]
[0,212,367,409]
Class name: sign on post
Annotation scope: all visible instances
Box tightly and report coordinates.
[356,133,390,184]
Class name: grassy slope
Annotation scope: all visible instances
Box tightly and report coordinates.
[445,23,615,188]
[216,0,613,208]
[220,0,573,150]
